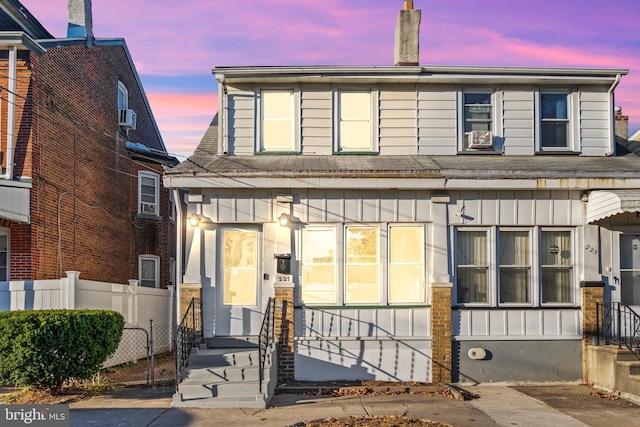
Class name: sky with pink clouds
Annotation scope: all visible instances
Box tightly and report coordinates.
[18,0,640,160]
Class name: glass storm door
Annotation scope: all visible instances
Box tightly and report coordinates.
[620,234,640,306]
[215,226,262,336]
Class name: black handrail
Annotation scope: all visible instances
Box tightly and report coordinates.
[258,297,275,393]
[597,302,640,360]
[175,297,203,390]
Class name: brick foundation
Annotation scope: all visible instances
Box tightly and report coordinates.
[431,283,453,383]
[581,281,604,383]
[179,283,202,323]
[274,284,294,383]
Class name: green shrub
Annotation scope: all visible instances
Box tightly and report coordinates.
[0,309,124,393]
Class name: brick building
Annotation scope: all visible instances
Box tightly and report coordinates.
[0,0,178,288]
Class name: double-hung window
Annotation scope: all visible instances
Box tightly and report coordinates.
[540,93,570,149]
[337,90,377,152]
[260,90,295,152]
[456,229,489,304]
[0,231,8,281]
[455,227,573,306]
[345,226,380,304]
[540,230,573,304]
[464,93,492,133]
[138,171,159,216]
[139,255,159,288]
[389,225,425,303]
[301,227,337,304]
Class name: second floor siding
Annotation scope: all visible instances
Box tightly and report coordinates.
[223,80,616,157]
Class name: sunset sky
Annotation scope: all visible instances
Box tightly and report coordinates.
[20,0,640,160]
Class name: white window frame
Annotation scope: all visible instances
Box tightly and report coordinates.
[334,88,379,153]
[453,226,576,307]
[497,227,533,306]
[138,170,160,216]
[258,89,299,152]
[535,90,579,152]
[139,254,160,288]
[118,81,128,110]
[169,189,175,221]
[300,225,338,305]
[457,89,502,152]
[344,224,381,304]
[0,229,9,282]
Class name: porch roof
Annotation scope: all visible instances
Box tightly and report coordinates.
[0,180,30,223]
[586,190,640,224]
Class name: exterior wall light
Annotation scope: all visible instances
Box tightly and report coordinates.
[278,212,290,227]
[188,212,201,227]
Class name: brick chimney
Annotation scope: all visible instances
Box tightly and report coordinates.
[394,0,421,66]
[67,0,93,39]
[615,106,629,148]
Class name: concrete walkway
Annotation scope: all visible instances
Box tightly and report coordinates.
[68,384,640,427]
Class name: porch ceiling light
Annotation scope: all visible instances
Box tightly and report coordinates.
[188,212,201,227]
[278,212,290,227]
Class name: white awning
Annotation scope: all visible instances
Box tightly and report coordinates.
[0,180,30,223]
[587,190,640,224]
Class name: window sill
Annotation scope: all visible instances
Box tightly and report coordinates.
[136,213,161,220]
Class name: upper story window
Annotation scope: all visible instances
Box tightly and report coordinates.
[459,91,499,151]
[540,93,569,149]
[139,254,159,288]
[138,171,159,216]
[336,90,378,153]
[0,231,8,281]
[260,90,295,152]
[118,81,128,110]
[169,189,176,221]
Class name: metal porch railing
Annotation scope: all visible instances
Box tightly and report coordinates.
[597,302,640,360]
[258,297,275,393]
[175,297,203,390]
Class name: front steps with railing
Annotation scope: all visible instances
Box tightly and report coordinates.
[172,337,277,408]
[587,345,640,401]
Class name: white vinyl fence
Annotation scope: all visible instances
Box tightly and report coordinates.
[0,271,175,368]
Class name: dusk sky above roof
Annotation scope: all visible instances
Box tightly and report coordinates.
[20,0,640,160]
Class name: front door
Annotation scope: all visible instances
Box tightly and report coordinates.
[620,233,640,306]
[215,225,263,336]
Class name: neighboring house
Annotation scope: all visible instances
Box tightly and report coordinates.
[0,0,178,289]
[165,2,639,385]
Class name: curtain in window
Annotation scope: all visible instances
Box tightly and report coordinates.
[541,231,572,303]
[301,228,336,304]
[345,226,380,304]
[456,230,488,303]
[499,231,530,303]
[389,226,424,303]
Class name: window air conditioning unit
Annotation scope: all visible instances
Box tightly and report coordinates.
[119,108,137,130]
[141,203,156,214]
[467,131,493,149]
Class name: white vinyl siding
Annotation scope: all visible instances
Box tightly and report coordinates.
[227,86,256,155]
[139,254,159,288]
[378,86,417,155]
[138,171,159,216]
[301,87,332,155]
[260,90,295,152]
[580,90,610,156]
[502,89,535,155]
[417,87,457,155]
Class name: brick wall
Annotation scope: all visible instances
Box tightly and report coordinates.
[275,284,294,383]
[2,43,175,286]
[581,282,604,382]
[431,283,453,383]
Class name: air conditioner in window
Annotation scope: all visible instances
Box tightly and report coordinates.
[119,108,137,130]
[141,203,156,214]
[467,131,493,149]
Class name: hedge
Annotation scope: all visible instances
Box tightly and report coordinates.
[0,309,124,393]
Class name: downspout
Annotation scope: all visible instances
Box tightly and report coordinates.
[606,73,622,156]
[4,46,16,179]
[172,185,183,327]
[218,75,229,154]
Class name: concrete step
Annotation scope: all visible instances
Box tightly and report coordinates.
[182,364,260,382]
[205,336,259,348]
[178,379,261,400]
[615,349,640,362]
[189,348,258,366]
[172,393,267,409]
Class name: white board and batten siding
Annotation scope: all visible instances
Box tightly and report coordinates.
[454,309,581,340]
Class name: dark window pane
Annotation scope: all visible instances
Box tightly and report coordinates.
[541,94,567,119]
[465,94,491,105]
[541,122,568,147]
